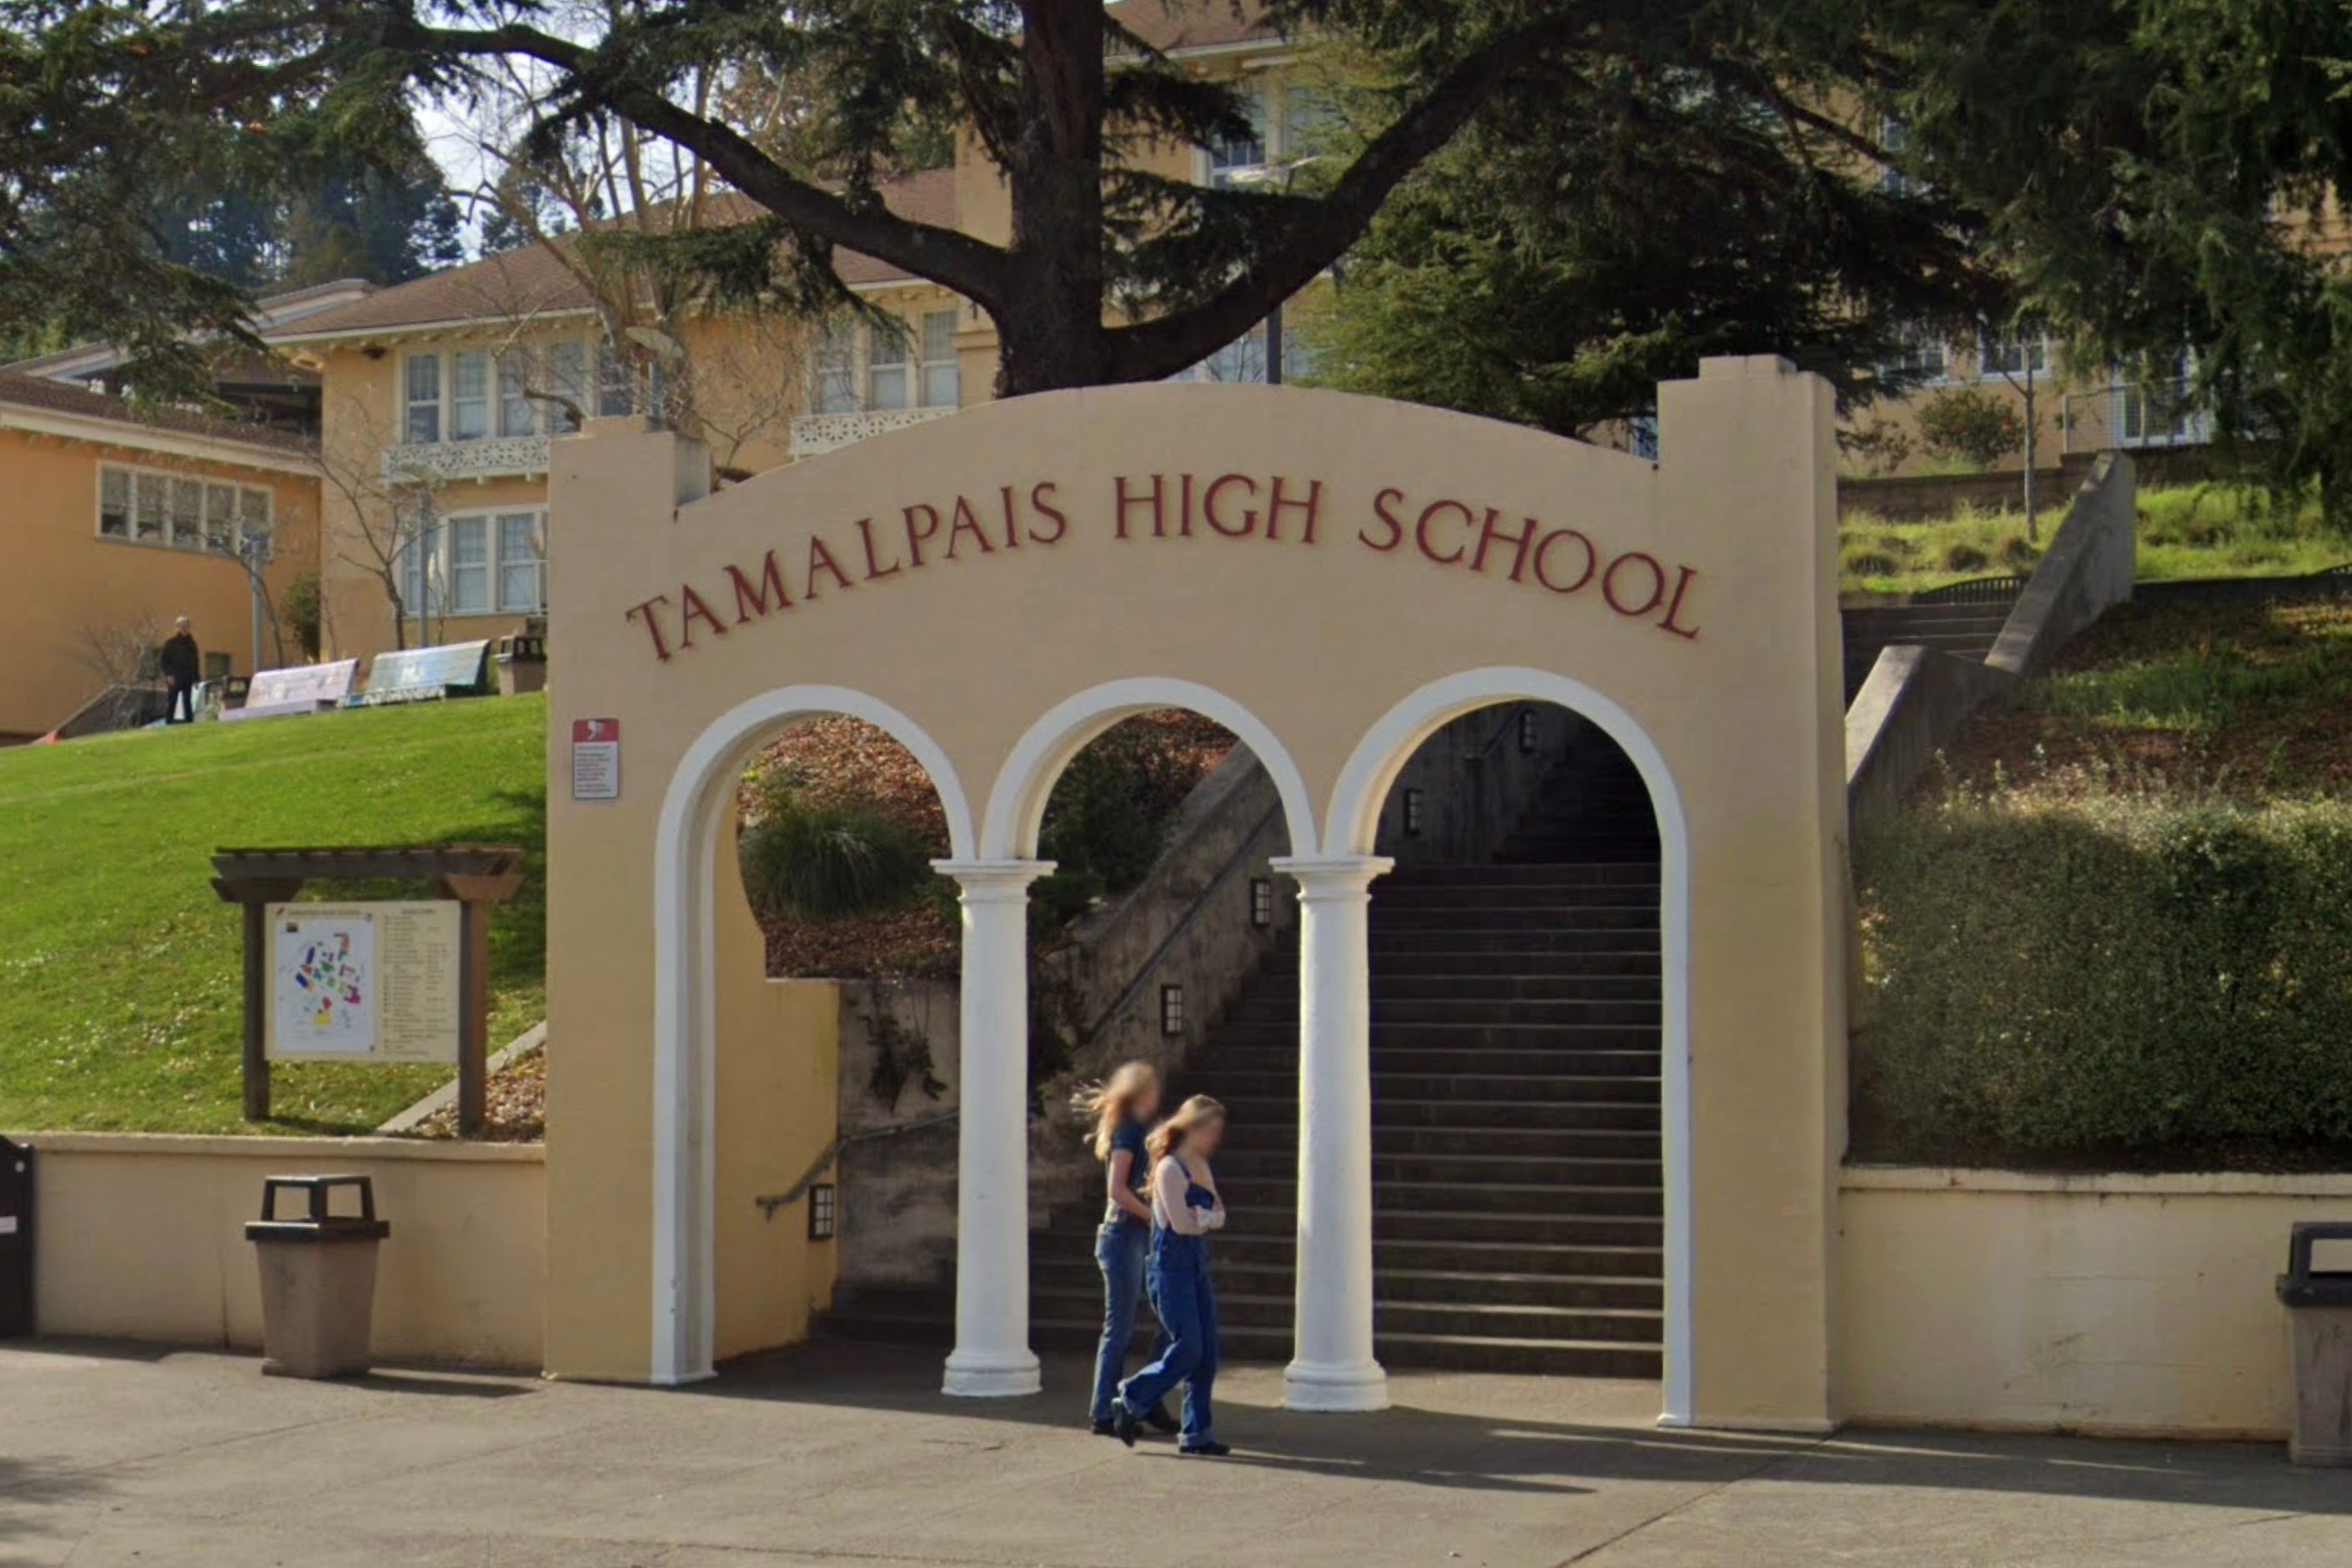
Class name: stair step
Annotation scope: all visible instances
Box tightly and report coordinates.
[1382,863,1660,887]
[1218,1124,1659,1158]
[1210,1097,1659,1132]
[1371,907,1660,932]
[1218,1048,1659,1079]
[1030,1259,1661,1310]
[1226,998,1661,1025]
[1210,1180,1665,1217]
[1215,1150,1661,1186]
[1213,1071,1658,1103]
[1359,930,1661,954]
[1374,886,1660,910]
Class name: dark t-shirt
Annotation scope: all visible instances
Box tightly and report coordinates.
[1103,1116,1149,1224]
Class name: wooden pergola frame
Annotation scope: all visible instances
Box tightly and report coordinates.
[211,845,527,1135]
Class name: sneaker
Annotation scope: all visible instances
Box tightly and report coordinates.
[1111,1400,1142,1449]
[1091,1419,1117,1436]
[1179,1440,1231,1457]
[1142,1405,1180,1435]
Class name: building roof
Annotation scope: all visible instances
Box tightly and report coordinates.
[0,370,319,462]
[1107,0,1281,55]
[268,168,962,344]
[3,279,378,384]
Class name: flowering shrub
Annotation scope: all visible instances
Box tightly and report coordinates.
[1916,386,2026,470]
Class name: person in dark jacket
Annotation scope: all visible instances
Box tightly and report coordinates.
[159,617,199,724]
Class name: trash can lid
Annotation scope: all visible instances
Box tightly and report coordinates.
[245,1217,390,1244]
[2276,1222,2352,1308]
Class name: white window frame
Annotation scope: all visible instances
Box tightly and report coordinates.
[402,340,627,443]
[1879,327,1950,385]
[807,314,963,415]
[399,506,549,619]
[1979,330,2050,383]
[95,461,272,555]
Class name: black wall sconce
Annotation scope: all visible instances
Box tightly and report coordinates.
[1518,710,1540,753]
[1403,787,1425,837]
[1160,983,1185,1035]
[807,1182,837,1240]
[1249,877,1274,927]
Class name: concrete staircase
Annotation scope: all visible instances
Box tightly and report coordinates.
[827,743,1666,1380]
[1841,582,2025,703]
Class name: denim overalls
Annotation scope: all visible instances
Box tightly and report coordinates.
[1117,1171,1221,1449]
[1090,1118,1169,1425]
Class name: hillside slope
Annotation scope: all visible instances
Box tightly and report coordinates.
[0,698,545,1134]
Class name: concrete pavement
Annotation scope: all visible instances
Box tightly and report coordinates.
[6,1339,2350,1566]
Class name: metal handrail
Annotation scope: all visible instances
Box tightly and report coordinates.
[1074,800,1284,1048]
[755,1107,962,1219]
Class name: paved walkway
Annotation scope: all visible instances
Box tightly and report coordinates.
[6,1339,2351,1566]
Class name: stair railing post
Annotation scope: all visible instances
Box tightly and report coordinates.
[934,857,1053,1398]
[1271,853,1395,1412]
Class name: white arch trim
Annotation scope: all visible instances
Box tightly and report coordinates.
[650,686,977,1385]
[1326,667,1697,1428]
[981,677,1319,860]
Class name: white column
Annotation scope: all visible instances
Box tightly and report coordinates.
[1270,853,1393,1412]
[935,857,1052,1397]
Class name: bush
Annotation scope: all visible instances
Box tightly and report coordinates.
[1916,387,2026,470]
[740,774,935,919]
[1030,717,1224,930]
[279,570,323,661]
[1842,544,1902,580]
[1995,532,2039,570]
[1939,542,1990,573]
[1854,791,2352,1168]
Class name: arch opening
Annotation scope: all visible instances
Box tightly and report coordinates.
[1329,668,1695,1427]
[651,686,975,1385]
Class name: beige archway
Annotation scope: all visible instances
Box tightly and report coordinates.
[541,361,1849,1429]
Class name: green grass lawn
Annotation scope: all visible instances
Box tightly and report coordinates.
[0,696,546,1134]
[1842,483,2351,596]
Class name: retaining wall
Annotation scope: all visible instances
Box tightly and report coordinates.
[18,1133,545,1369]
[1840,1167,2352,1436]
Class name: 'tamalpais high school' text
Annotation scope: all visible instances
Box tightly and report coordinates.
[621,470,1705,661]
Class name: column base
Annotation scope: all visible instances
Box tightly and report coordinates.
[942,1347,1043,1399]
[1283,1357,1390,1413]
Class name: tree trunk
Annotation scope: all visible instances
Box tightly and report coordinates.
[998,0,1113,399]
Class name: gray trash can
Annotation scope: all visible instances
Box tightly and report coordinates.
[244,1175,390,1379]
[2275,1222,2352,1465]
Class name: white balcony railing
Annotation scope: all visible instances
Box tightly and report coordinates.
[381,435,554,485]
[792,406,953,460]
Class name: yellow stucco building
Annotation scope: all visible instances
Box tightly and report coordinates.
[0,372,321,741]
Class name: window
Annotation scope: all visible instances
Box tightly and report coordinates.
[400,508,550,619]
[1170,316,1316,384]
[96,463,271,553]
[404,343,591,442]
[451,349,492,440]
[921,311,960,409]
[404,353,442,443]
[497,513,543,611]
[1879,117,1920,197]
[134,473,165,541]
[1880,328,1948,383]
[497,350,537,437]
[1209,85,1270,186]
[810,315,962,414]
[1981,332,2048,380]
[867,324,910,410]
[99,468,131,537]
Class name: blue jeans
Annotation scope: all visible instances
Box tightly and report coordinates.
[1091,1219,1164,1423]
[1118,1231,1219,1446]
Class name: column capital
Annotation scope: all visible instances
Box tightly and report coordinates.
[1270,855,1394,898]
[932,858,1055,902]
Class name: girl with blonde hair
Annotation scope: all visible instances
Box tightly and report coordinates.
[1071,1062,1177,1436]
[1113,1094,1230,1455]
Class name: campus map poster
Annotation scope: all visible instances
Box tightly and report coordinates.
[264,902,462,1063]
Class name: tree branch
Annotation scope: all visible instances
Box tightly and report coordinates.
[404,20,1012,306]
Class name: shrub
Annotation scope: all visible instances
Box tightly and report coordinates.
[1916,388,2026,470]
[1842,544,1902,580]
[1854,792,2352,1168]
[1995,532,2039,570]
[740,774,935,919]
[1840,418,1914,479]
[279,570,323,661]
[1940,542,1990,573]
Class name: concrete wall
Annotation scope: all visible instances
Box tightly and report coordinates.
[0,428,319,740]
[833,977,961,1292]
[1986,453,2137,678]
[1372,703,1570,866]
[1840,1167,2352,1437]
[22,1133,545,1369]
[1842,646,2010,841]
